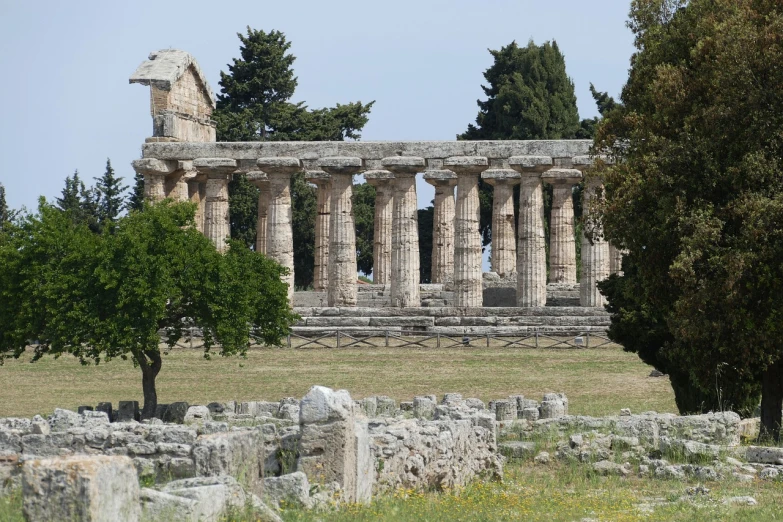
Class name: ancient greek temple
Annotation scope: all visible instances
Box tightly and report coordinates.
[130,50,620,313]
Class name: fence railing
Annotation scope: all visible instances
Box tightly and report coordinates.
[172,329,617,350]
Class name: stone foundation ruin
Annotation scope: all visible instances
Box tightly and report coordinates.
[3,386,774,521]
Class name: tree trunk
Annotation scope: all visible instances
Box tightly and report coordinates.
[760,358,783,442]
[137,350,162,420]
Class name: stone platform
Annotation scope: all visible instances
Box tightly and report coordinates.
[293,282,581,308]
[292,305,610,337]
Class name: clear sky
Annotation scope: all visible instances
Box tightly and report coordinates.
[0,0,635,214]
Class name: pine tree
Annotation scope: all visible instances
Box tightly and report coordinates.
[460,40,580,141]
[95,159,128,230]
[127,171,146,212]
[215,27,374,288]
[56,171,100,231]
[0,183,11,232]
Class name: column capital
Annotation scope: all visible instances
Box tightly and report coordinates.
[257,157,302,176]
[305,170,331,185]
[363,169,395,187]
[423,169,458,188]
[193,158,237,178]
[246,171,268,188]
[318,157,363,175]
[443,156,489,175]
[380,156,425,176]
[481,168,521,187]
[509,155,553,173]
[541,168,582,185]
[572,155,614,172]
[132,158,177,176]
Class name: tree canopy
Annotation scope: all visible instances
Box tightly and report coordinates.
[0,200,296,418]
[596,0,783,437]
[215,27,374,287]
[94,159,128,231]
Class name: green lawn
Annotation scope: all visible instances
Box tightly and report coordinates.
[0,344,675,418]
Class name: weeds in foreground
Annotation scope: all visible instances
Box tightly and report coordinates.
[0,488,23,522]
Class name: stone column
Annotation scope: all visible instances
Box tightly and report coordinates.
[509,156,553,307]
[306,171,332,292]
[482,169,521,278]
[423,170,458,284]
[187,176,206,233]
[318,157,364,307]
[246,171,269,255]
[609,245,624,275]
[257,157,302,303]
[381,157,426,308]
[131,158,176,202]
[363,170,394,286]
[443,156,489,308]
[580,178,610,307]
[541,168,582,284]
[194,158,237,252]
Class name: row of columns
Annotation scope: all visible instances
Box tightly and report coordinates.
[133,155,618,309]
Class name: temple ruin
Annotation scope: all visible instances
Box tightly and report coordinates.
[130,50,618,335]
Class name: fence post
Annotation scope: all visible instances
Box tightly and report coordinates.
[385,330,389,347]
[535,332,539,349]
[486,334,490,347]
[437,333,441,348]
[586,332,590,349]
[287,334,291,349]
[337,330,341,349]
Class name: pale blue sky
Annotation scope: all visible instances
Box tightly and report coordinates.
[0,0,634,214]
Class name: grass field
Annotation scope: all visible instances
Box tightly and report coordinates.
[0,343,676,418]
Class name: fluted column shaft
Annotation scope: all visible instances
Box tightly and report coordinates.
[319,157,363,307]
[445,157,489,308]
[424,172,458,284]
[247,172,270,256]
[256,158,301,303]
[266,172,295,302]
[133,159,175,204]
[543,169,581,284]
[364,171,394,286]
[580,179,610,307]
[517,177,547,306]
[187,178,205,233]
[609,244,624,276]
[482,169,521,278]
[389,173,420,307]
[307,175,331,291]
[194,158,237,252]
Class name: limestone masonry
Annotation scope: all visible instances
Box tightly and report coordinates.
[4,387,772,521]
[130,49,620,313]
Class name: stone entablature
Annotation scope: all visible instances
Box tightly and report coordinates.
[140,140,592,164]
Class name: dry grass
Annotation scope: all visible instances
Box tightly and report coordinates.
[0,343,676,418]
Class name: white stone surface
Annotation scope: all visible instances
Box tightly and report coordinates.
[424,171,457,284]
[389,171,421,307]
[23,455,141,522]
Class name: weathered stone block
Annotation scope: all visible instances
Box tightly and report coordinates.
[192,429,264,494]
[413,397,436,420]
[22,455,140,522]
[183,406,212,424]
[163,402,190,424]
[263,471,312,509]
[117,401,140,423]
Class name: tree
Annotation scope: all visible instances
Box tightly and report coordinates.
[56,171,99,231]
[352,183,376,276]
[127,170,146,212]
[95,159,128,230]
[460,40,584,267]
[215,27,374,288]
[0,183,12,233]
[0,200,296,418]
[595,0,783,436]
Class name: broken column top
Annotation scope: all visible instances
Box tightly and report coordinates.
[299,385,355,423]
[131,158,176,175]
[130,49,215,106]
